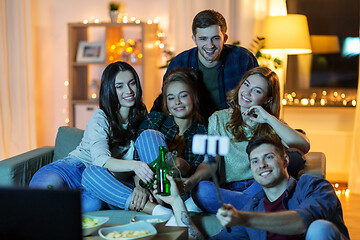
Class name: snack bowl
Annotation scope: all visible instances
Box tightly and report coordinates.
[82,214,110,236]
[98,222,157,240]
[130,214,171,228]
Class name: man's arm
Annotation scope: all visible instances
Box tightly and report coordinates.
[183,161,212,192]
[217,204,307,235]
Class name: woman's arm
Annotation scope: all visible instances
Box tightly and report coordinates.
[246,106,310,153]
[104,158,154,183]
[154,175,205,240]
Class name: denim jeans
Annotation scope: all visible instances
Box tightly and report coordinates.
[192,180,262,214]
[306,220,349,240]
[29,156,103,212]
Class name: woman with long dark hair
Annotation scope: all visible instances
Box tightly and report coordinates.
[30,61,154,212]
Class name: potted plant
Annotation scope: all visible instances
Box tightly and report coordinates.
[109,2,120,23]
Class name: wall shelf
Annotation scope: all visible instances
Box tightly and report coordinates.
[68,22,161,129]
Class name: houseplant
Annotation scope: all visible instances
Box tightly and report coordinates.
[109,2,120,23]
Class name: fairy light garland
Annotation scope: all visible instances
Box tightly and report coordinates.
[282,90,357,107]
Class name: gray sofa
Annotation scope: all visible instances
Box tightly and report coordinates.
[0,126,326,237]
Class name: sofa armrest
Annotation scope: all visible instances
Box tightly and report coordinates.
[0,146,54,187]
[301,152,326,178]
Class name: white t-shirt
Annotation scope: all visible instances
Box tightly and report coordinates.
[69,109,135,167]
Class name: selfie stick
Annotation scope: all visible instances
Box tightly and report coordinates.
[204,139,231,233]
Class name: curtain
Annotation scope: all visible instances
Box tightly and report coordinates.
[0,0,36,159]
[168,0,286,54]
[348,56,360,194]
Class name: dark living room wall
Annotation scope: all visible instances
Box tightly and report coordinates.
[286,0,360,90]
[287,0,359,36]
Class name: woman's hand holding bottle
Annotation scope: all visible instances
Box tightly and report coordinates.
[133,161,154,184]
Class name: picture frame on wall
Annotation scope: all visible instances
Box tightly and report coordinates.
[76,41,105,63]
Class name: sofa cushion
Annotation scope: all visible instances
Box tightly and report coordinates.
[53,126,84,161]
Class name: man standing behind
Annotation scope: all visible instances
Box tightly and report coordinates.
[213,135,349,240]
[151,9,258,121]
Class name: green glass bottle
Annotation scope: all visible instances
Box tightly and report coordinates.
[157,146,171,196]
[139,157,157,190]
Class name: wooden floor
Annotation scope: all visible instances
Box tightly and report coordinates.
[338,192,360,239]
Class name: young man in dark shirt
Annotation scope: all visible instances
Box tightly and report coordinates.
[151,9,258,122]
[212,135,349,240]
[156,135,349,240]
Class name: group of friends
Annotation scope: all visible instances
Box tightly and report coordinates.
[29,9,349,240]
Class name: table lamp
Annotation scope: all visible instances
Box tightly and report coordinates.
[261,14,312,116]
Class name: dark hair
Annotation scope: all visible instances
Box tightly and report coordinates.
[246,135,285,158]
[99,61,147,148]
[226,66,281,142]
[192,9,227,36]
[162,68,204,124]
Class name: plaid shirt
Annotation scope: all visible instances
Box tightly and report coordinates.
[151,44,258,120]
[135,112,207,176]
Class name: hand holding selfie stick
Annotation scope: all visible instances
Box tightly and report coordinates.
[192,135,231,232]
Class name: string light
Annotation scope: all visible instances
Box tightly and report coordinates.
[282,90,356,107]
[301,98,309,106]
[333,182,350,198]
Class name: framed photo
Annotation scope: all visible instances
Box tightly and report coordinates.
[76,41,105,63]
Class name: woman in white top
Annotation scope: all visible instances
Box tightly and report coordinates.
[30,61,156,213]
[192,66,310,213]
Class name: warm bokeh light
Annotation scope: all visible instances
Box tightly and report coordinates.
[320,99,326,106]
[301,98,309,105]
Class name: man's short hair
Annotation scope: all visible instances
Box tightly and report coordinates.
[246,135,285,158]
[192,9,227,36]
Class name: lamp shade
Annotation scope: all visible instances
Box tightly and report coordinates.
[262,14,312,55]
[311,35,340,54]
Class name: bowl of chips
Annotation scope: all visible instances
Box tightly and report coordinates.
[98,222,157,240]
[82,215,110,236]
[130,214,171,228]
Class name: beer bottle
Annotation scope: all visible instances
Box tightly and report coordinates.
[157,146,171,195]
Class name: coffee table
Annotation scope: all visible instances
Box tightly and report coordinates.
[84,225,188,240]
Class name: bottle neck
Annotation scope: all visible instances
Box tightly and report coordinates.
[159,147,166,163]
